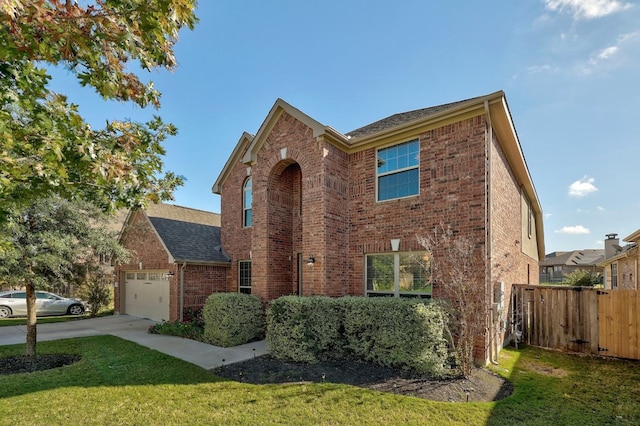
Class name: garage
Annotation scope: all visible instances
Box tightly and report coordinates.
[123,271,170,322]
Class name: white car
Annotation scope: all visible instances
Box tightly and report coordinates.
[0,291,85,318]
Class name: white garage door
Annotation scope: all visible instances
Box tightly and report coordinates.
[123,271,170,322]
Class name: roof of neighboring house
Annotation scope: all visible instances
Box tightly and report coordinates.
[540,249,605,267]
[126,203,228,265]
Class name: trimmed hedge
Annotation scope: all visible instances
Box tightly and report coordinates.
[342,297,448,374]
[267,296,346,363]
[266,296,449,374]
[203,292,265,347]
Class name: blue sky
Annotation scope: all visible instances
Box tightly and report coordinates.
[49,0,640,254]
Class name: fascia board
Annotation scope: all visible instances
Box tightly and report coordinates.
[240,98,350,165]
[212,132,254,194]
[489,96,546,260]
[624,229,640,243]
[141,210,175,264]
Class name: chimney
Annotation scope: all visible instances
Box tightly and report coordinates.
[605,233,620,259]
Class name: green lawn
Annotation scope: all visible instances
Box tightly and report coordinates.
[0,336,638,425]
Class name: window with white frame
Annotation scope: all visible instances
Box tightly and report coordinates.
[239,260,252,294]
[376,139,420,201]
[243,177,252,227]
[365,251,432,297]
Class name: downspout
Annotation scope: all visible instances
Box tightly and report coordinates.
[484,100,499,365]
[179,262,186,322]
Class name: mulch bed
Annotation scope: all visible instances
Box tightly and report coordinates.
[213,355,513,402]
[0,354,81,375]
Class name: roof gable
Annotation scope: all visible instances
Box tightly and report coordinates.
[123,203,228,264]
[240,98,347,166]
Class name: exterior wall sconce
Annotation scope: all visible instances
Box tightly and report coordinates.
[306,255,316,266]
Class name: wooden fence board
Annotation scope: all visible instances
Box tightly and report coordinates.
[512,285,640,360]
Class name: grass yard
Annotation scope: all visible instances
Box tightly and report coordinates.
[0,336,639,425]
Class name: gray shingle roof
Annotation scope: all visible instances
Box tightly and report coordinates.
[149,217,229,263]
[540,249,605,267]
[345,95,485,139]
[143,204,228,264]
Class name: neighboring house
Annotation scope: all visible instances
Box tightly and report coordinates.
[114,203,229,322]
[212,90,544,362]
[539,249,604,283]
[599,232,640,290]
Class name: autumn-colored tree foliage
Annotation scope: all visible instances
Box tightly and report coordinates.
[0,0,197,358]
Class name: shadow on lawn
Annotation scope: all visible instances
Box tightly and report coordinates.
[484,345,640,426]
[0,335,222,398]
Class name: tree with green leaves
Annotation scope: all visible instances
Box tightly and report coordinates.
[0,196,130,358]
[0,0,198,222]
[0,0,198,357]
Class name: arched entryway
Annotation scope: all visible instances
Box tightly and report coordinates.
[266,161,303,299]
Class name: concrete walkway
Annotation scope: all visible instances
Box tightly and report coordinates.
[0,315,269,370]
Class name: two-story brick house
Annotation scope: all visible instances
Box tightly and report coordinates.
[212,90,544,359]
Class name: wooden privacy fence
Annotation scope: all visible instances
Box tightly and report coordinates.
[511,285,640,360]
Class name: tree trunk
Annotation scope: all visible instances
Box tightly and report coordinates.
[25,282,37,360]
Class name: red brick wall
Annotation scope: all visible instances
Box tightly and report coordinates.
[348,116,488,295]
[182,264,229,312]
[489,129,540,359]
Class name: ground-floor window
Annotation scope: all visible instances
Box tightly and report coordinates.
[239,260,252,294]
[365,251,432,297]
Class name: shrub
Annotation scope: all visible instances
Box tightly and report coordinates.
[564,269,602,287]
[267,296,346,363]
[75,272,113,317]
[149,319,204,341]
[342,297,448,374]
[203,292,265,347]
[266,295,449,375]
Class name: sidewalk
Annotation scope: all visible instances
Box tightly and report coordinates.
[0,315,269,370]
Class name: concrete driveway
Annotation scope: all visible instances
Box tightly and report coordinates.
[0,314,268,370]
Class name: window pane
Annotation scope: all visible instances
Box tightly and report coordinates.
[148,273,160,281]
[366,255,394,292]
[378,169,419,201]
[399,252,432,295]
[243,178,253,227]
[239,260,252,294]
[126,272,135,280]
[136,272,146,280]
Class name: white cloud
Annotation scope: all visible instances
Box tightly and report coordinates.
[556,225,591,234]
[545,213,553,218]
[544,0,633,20]
[569,176,598,197]
[579,31,639,75]
[526,64,553,74]
[596,206,605,211]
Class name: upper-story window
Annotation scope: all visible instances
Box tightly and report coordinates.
[243,177,252,227]
[377,139,420,201]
